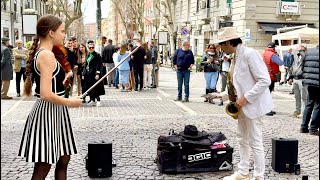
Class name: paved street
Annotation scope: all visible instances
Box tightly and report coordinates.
[1,66,319,180]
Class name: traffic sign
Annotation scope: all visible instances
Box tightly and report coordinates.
[245,29,251,42]
[181,28,189,36]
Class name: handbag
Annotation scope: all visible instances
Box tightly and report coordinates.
[264,61,281,82]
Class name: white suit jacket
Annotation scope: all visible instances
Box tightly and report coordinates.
[222,44,273,119]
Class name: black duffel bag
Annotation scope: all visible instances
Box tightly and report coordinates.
[155,125,233,174]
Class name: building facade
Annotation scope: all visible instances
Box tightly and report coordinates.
[168,0,319,56]
[84,23,97,41]
[1,0,48,45]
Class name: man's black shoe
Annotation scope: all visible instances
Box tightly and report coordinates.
[218,101,223,106]
[151,85,157,88]
[271,111,276,114]
[309,131,319,136]
[289,92,294,94]
[134,88,138,91]
[174,97,182,101]
[266,111,274,116]
[182,97,189,102]
[300,128,309,133]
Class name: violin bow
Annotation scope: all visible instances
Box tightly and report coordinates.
[80,46,140,99]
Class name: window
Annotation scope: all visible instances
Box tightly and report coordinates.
[3,28,9,38]
[180,1,183,17]
[187,0,190,21]
[196,0,199,12]
[2,1,7,11]
[26,36,32,42]
[282,0,296,2]
[227,0,232,3]
[14,29,19,40]
[194,39,198,55]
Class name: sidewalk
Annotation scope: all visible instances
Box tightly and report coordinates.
[1,66,319,180]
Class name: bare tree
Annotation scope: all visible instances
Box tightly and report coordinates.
[128,0,145,40]
[154,0,178,54]
[111,0,131,40]
[111,0,145,41]
[47,0,83,31]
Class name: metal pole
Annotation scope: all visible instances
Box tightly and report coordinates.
[96,0,102,53]
[80,46,140,99]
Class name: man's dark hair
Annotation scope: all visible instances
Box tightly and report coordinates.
[219,38,242,47]
[102,36,107,40]
[229,38,242,47]
[71,36,77,41]
[108,39,112,44]
[128,43,133,48]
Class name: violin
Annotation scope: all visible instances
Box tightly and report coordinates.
[52,45,71,87]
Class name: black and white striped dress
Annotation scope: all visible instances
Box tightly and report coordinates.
[18,49,77,164]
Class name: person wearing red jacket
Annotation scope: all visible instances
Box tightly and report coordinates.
[262,42,284,116]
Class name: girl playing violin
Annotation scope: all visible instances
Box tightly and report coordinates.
[19,14,82,179]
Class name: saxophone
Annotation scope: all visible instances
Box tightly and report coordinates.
[225,58,240,119]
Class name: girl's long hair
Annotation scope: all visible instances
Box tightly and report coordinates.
[23,15,62,96]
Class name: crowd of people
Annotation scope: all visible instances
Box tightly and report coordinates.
[1,34,160,106]
[1,15,318,180]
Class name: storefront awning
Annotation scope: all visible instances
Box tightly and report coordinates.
[258,22,316,35]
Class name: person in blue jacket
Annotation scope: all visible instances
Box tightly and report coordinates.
[172,41,195,102]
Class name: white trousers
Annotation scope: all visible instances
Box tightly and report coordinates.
[143,64,153,87]
[237,111,265,180]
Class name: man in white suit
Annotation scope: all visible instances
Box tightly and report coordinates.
[211,27,273,180]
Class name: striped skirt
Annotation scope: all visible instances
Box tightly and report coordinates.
[18,98,77,164]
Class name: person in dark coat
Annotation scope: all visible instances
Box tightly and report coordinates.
[131,40,146,91]
[82,43,105,106]
[300,45,319,136]
[1,36,13,99]
[102,39,116,86]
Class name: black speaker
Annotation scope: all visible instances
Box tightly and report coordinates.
[87,140,112,178]
[271,138,298,173]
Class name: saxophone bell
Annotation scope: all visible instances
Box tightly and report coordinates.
[225,102,240,119]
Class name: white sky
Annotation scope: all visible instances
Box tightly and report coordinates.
[81,0,110,24]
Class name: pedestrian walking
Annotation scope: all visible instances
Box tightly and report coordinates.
[1,36,13,99]
[201,44,220,103]
[150,41,158,88]
[220,54,231,93]
[115,43,131,91]
[282,48,294,84]
[78,43,88,102]
[288,45,308,118]
[131,40,146,91]
[172,41,195,102]
[300,45,319,136]
[82,42,105,106]
[262,42,284,116]
[70,36,81,97]
[64,38,77,98]
[210,27,273,180]
[18,15,82,180]
[128,43,135,90]
[102,39,116,87]
[142,42,153,89]
[12,39,28,97]
[113,46,120,89]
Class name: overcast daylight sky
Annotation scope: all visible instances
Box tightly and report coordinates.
[81,0,110,24]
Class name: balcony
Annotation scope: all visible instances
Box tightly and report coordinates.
[219,3,232,18]
[276,1,301,16]
[199,8,210,20]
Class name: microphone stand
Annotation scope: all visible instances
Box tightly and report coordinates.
[80,46,140,99]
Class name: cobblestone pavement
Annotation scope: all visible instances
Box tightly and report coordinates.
[1,67,319,180]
